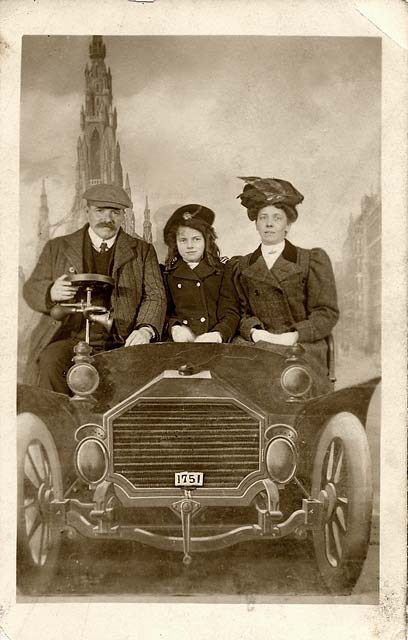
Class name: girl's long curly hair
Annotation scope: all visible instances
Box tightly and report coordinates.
[164,222,222,269]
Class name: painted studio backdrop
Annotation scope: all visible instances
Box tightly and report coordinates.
[19,35,381,382]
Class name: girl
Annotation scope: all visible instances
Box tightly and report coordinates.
[162,204,239,343]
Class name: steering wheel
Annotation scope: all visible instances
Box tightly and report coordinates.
[50,273,115,326]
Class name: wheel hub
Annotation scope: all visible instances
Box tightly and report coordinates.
[37,483,54,517]
[319,482,337,521]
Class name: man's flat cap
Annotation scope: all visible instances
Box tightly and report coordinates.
[83,184,132,209]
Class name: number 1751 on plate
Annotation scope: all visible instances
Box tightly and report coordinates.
[175,472,204,487]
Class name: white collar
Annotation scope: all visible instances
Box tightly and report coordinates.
[88,227,118,251]
[185,261,200,270]
[261,240,285,257]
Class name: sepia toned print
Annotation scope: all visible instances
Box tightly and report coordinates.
[17,35,381,602]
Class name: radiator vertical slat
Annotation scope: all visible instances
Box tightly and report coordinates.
[111,400,260,488]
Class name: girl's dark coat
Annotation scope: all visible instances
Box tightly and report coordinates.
[163,258,239,341]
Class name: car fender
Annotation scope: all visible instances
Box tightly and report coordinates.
[17,384,80,486]
[293,377,380,479]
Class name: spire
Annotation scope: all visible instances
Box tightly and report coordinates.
[89,36,106,61]
[55,35,127,234]
[37,179,50,255]
[80,105,85,130]
[114,142,123,186]
[125,172,131,197]
[143,195,153,243]
[121,174,135,237]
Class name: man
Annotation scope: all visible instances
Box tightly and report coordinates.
[23,184,166,393]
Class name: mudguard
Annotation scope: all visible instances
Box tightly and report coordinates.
[17,384,80,487]
[294,377,380,478]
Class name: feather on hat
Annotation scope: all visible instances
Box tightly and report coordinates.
[237,177,304,221]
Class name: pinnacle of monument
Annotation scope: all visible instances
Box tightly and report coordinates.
[40,179,49,210]
[89,36,106,61]
[80,106,85,130]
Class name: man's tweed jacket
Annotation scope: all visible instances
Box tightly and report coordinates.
[23,225,166,384]
[229,239,339,370]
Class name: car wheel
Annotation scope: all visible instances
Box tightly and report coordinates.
[17,413,63,593]
[311,412,373,594]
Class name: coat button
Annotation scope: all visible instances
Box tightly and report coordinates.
[200,317,206,323]
[177,283,182,289]
[196,282,201,287]
[182,320,188,325]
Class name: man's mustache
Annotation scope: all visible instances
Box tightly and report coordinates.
[97,222,115,228]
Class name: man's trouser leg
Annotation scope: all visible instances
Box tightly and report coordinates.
[38,338,78,395]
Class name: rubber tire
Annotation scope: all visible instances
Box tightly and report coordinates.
[17,413,63,594]
[311,412,373,594]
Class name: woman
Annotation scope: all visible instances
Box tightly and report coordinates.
[230,177,339,369]
[162,204,239,343]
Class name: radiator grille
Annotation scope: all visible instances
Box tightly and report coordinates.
[111,400,260,488]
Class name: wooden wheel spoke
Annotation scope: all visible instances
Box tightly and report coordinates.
[27,511,42,541]
[325,441,335,481]
[38,521,48,565]
[332,521,343,560]
[333,444,344,484]
[42,455,52,487]
[24,498,36,510]
[33,442,47,479]
[26,448,44,487]
[23,474,39,497]
[324,523,338,567]
[334,505,347,532]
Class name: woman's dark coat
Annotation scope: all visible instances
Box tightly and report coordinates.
[229,239,339,369]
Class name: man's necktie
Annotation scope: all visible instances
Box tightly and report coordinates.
[99,242,108,253]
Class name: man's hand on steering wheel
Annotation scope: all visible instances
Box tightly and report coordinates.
[50,274,78,302]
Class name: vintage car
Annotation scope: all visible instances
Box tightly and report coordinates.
[17,275,379,595]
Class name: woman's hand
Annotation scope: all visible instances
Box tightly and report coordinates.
[194,331,222,343]
[251,329,299,346]
[171,325,196,343]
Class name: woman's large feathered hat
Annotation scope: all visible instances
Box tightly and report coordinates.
[237,177,304,221]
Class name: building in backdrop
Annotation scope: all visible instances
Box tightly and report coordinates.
[36,35,152,252]
[334,192,381,358]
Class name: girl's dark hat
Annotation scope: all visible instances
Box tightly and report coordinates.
[163,204,215,244]
[237,177,304,221]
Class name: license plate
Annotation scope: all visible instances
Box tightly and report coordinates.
[175,472,204,487]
